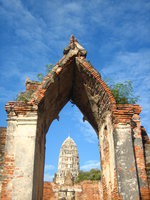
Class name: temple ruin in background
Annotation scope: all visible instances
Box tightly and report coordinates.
[0,36,150,199]
[55,136,79,185]
[51,136,81,200]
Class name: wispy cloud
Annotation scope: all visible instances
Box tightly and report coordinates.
[44,164,55,181]
[71,107,98,144]
[45,164,55,171]
[44,173,54,182]
[0,86,18,102]
[0,0,149,136]
[80,160,100,171]
[102,50,150,79]
[1,0,150,52]
[90,1,150,42]
[101,49,150,135]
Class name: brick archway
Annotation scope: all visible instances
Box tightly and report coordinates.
[1,36,150,199]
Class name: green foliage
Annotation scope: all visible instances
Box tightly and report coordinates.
[105,78,139,104]
[16,64,53,102]
[37,74,44,82]
[46,64,53,73]
[16,92,30,103]
[76,169,101,183]
[37,63,53,81]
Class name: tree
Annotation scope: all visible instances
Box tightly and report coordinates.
[36,73,44,82]
[76,169,101,183]
[46,63,53,73]
[105,78,139,104]
[37,63,53,81]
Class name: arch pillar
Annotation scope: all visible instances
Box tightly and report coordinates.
[132,113,150,199]
[98,112,119,199]
[0,102,38,200]
[112,105,141,199]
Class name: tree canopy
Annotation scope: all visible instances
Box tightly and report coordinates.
[76,169,101,183]
[105,79,139,104]
[37,64,53,81]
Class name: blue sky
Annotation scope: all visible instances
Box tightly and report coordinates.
[0,0,150,181]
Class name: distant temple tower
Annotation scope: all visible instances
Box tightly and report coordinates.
[56,136,79,185]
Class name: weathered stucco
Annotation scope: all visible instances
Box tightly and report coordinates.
[1,106,38,200]
[98,112,118,199]
[141,126,150,191]
[114,123,140,199]
[0,36,150,199]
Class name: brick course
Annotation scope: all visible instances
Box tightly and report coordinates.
[0,127,7,198]
[43,181,101,200]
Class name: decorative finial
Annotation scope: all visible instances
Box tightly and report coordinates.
[70,35,75,44]
[64,35,86,57]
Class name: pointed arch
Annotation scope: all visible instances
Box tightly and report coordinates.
[2,36,149,200]
[28,36,116,133]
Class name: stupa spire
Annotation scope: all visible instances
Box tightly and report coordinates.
[56,136,79,185]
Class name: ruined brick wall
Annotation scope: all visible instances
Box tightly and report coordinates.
[0,127,6,175]
[0,127,15,200]
[141,126,150,190]
[131,115,150,199]
[43,182,56,200]
[75,181,102,200]
[0,127,7,195]
[43,181,102,200]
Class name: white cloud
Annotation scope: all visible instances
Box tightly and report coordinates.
[101,49,150,136]
[44,164,55,181]
[44,173,54,182]
[79,120,98,144]
[1,0,149,53]
[45,164,55,171]
[72,107,98,144]
[90,0,150,41]
[102,50,150,79]
[0,86,18,102]
[0,0,149,138]
[80,160,100,171]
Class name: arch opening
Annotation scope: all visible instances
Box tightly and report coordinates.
[43,102,101,199]
[32,52,116,199]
